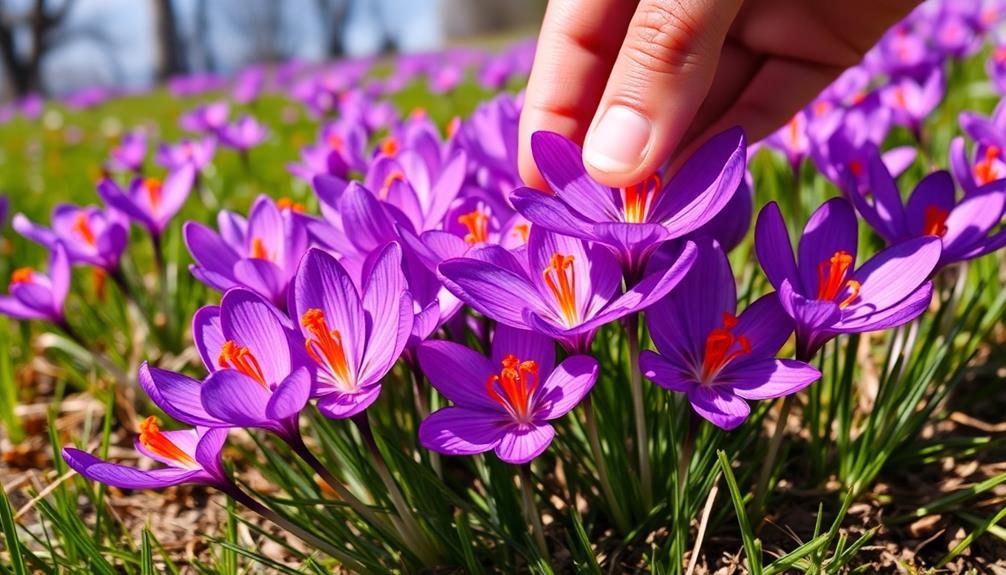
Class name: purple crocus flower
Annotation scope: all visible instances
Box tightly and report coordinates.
[881,69,944,138]
[755,198,941,359]
[951,103,1006,193]
[0,243,69,324]
[763,110,811,173]
[233,66,265,104]
[292,244,414,419]
[180,101,230,134]
[511,128,745,276]
[98,166,196,239]
[683,171,753,253]
[855,155,1006,267]
[13,205,127,271]
[640,240,820,430]
[219,115,268,151]
[438,226,697,353]
[108,130,147,173]
[417,324,598,464]
[63,421,229,489]
[157,138,216,172]
[987,45,1006,95]
[140,288,312,440]
[184,195,308,308]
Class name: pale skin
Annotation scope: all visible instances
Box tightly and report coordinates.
[518,0,923,190]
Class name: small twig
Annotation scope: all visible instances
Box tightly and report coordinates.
[14,470,76,521]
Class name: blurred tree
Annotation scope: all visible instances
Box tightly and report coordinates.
[0,0,79,96]
[315,0,349,56]
[152,0,186,80]
[218,0,293,64]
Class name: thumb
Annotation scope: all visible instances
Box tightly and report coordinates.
[582,0,743,187]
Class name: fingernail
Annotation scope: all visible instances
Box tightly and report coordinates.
[583,106,651,173]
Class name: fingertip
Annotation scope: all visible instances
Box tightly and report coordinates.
[582,105,656,187]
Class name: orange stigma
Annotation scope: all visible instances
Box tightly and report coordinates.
[817,250,860,308]
[621,174,661,223]
[701,313,751,380]
[513,223,530,244]
[10,267,33,286]
[251,238,270,261]
[813,100,832,117]
[892,86,908,109]
[787,115,800,145]
[379,136,399,157]
[996,46,1006,64]
[410,107,427,120]
[447,116,461,139]
[276,197,305,213]
[485,354,540,422]
[458,210,489,244]
[850,92,866,106]
[973,146,1003,185]
[301,309,352,389]
[144,178,163,209]
[218,340,269,389]
[922,205,949,237]
[542,253,578,325]
[326,133,345,151]
[73,213,97,247]
[139,416,198,468]
[380,171,406,200]
[849,159,864,177]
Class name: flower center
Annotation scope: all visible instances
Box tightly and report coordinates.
[485,354,540,422]
[218,340,269,389]
[701,312,751,381]
[996,46,1006,64]
[922,205,949,237]
[10,267,33,287]
[139,416,198,468]
[849,159,864,177]
[787,115,800,146]
[380,171,405,200]
[326,133,344,151]
[973,145,1003,185]
[457,210,489,244]
[144,177,162,211]
[621,174,661,223]
[276,197,305,213]
[542,252,578,326]
[447,116,461,139]
[817,250,861,308]
[379,136,399,157]
[410,107,427,120]
[513,223,530,245]
[250,238,270,261]
[301,308,353,391]
[73,213,97,247]
[892,86,908,109]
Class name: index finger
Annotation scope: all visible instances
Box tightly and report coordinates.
[518,0,636,190]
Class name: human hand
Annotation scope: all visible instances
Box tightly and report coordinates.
[518,0,921,190]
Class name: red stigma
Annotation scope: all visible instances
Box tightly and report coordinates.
[251,238,270,261]
[218,340,269,389]
[621,174,661,223]
[139,416,198,467]
[485,354,540,422]
[701,312,751,380]
[974,145,1003,185]
[922,205,949,237]
[817,250,860,308]
[144,178,163,210]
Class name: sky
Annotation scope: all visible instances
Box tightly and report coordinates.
[16,0,443,95]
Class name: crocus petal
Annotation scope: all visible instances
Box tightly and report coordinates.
[360,243,412,377]
[48,243,70,308]
[232,258,285,306]
[190,265,238,293]
[315,384,382,419]
[339,182,397,254]
[650,127,746,236]
[184,221,240,276]
[905,170,956,236]
[640,350,696,393]
[941,183,1006,260]
[0,295,47,321]
[949,137,978,194]
[417,340,499,410]
[529,131,621,221]
[732,293,794,360]
[294,248,366,373]
[98,179,155,230]
[62,448,204,489]
[418,407,508,456]
[266,367,312,420]
[138,363,224,427]
[688,386,750,431]
[534,355,598,419]
[246,196,285,260]
[723,358,821,400]
[797,198,858,296]
[495,423,555,464]
[201,369,274,429]
[843,236,941,321]
[192,305,224,372]
[156,165,196,226]
[779,279,841,331]
[854,152,908,242]
[438,257,546,329]
[193,428,229,479]
[835,281,934,332]
[755,202,799,291]
[509,187,597,240]
[12,283,55,315]
[220,287,295,385]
